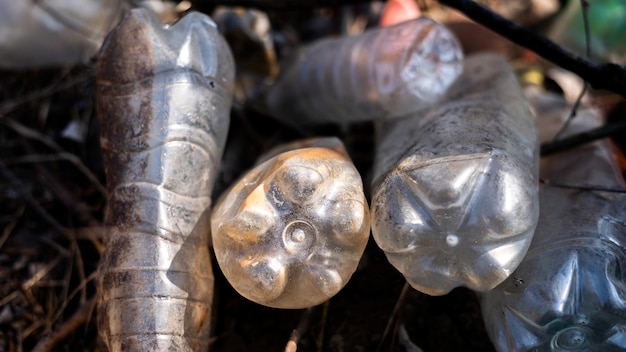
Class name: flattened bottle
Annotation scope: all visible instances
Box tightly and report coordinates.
[371,53,540,295]
[265,17,463,125]
[480,87,626,352]
[96,9,234,351]
[211,137,370,309]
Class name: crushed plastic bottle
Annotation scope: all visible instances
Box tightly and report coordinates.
[371,53,540,296]
[211,137,370,309]
[0,0,127,68]
[480,86,626,352]
[96,8,234,352]
[265,17,463,125]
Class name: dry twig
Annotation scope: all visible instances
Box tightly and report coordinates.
[540,178,626,193]
[285,307,314,352]
[376,281,411,352]
[0,117,106,197]
[541,119,626,156]
[31,296,96,352]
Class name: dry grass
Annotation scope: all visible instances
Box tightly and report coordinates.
[0,65,103,351]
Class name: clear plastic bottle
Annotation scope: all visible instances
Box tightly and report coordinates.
[0,0,127,68]
[211,137,370,309]
[96,9,234,352]
[265,17,463,125]
[480,86,626,352]
[371,53,540,295]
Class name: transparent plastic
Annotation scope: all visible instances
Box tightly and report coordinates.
[265,17,463,125]
[480,87,626,352]
[211,137,370,309]
[0,0,127,68]
[96,9,234,352]
[371,53,540,295]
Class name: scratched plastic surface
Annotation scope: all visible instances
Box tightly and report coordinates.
[370,53,539,295]
[96,9,234,352]
[265,17,463,125]
[0,0,127,68]
[480,87,626,352]
[211,137,370,309]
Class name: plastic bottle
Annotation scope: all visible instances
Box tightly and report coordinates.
[0,0,127,68]
[480,86,626,352]
[265,17,463,125]
[211,137,370,309]
[370,53,540,295]
[96,9,234,351]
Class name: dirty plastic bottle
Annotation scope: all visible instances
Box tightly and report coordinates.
[370,53,540,296]
[96,9,234,352]
[265,17,463,125]
[0,0,127,68]
[480,86,626,352]
[211,137,370,309]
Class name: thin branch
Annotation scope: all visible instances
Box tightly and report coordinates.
[581,0,592,59]
[0,117,107,197]
[540,119,626,156]
[438,0,626,98]
[398,324,424,352]
[0,205,24,250]
[0,160,70,236]
[285,307,314,352]
[553,0,592,141]
[50,272,98,331]
[553,82,589,141]
[31,296,96,352]
[540,179,626,193]
[376,281,411,352]
[23,149,102,228]
[316,301,330,352]
[0,69,75,115]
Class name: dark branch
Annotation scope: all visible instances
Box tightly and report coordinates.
[438,0,626,98]
[540,120,626,156]
[540,179,626,193]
